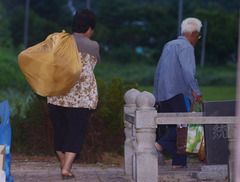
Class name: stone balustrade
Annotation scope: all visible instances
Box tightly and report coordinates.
[123,88,236,182]
[0,145,5,170]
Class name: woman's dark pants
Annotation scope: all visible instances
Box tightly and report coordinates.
[48,104,89,154]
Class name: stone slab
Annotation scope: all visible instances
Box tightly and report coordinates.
[203,100,236,165]
[192,165,228,180]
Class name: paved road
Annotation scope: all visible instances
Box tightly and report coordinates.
[11,161,128,182]
[10,160,227,182]
[12,168,127,182]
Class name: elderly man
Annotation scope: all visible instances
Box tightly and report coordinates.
[154,17,202,168]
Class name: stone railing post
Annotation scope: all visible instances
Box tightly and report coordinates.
[0,145,5,170]
[135,91,158,182]
[228,124,236,182]
[124,88,140,179]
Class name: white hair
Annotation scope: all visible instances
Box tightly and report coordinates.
[181,18,202,34]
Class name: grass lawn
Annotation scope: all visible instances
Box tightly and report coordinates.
[0,86,236,116]
[200,86,236,101]
[139,86,236,101]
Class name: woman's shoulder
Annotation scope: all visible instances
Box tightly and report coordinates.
[88,39,99,50]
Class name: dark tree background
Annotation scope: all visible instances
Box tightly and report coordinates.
[0,0,239,65]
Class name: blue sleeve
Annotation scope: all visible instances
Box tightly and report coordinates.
[179,47,201,95]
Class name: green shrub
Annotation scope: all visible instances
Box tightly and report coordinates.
[11,78,138,162]
[0,49,29,92]
[11,93,54,155]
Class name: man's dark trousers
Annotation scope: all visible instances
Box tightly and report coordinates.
[156,94,188,166]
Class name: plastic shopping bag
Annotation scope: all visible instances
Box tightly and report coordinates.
[186,124,204,153]
[0,100,14,182]
[177,97,205,160]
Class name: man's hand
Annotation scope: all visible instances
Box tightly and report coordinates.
[192,90,202,103]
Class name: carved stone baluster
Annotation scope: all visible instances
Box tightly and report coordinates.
[228,124,236,182]
[124,89,140,179]
[135,91,158,182]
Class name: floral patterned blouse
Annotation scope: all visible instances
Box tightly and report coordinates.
[47,34,100,109]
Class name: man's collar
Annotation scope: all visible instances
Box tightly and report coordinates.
[178,35,193,47]
[178,35,188,41]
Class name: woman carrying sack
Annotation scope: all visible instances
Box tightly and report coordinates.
[47,9,100,179]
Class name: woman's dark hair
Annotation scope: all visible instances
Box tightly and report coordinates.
[72,9,97,33]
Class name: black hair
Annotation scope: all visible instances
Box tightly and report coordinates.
[72,9,97,33]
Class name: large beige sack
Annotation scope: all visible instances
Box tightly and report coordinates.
[18,30,82,97]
